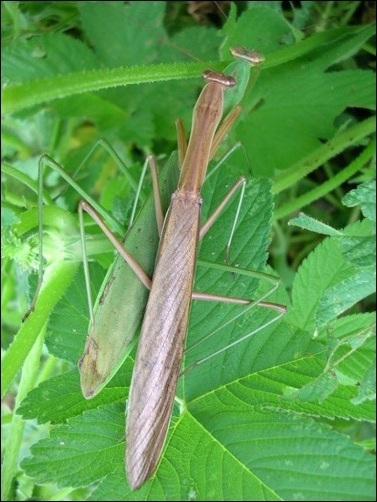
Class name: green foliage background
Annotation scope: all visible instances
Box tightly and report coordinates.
[1,1,376,501]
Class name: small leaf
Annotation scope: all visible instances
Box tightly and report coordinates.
[342,180,376,222]
[322,313,376,386]
[340,220,376,268]
[351,358,376,405]
[283,371,339,403]
[317,265,376,327]
[288,212,342,236]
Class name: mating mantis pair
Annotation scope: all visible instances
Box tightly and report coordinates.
[33,47,285,490]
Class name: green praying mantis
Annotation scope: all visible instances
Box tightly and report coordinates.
[8,46,286,491]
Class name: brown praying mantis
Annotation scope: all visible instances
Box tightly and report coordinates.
[73,47,286,490]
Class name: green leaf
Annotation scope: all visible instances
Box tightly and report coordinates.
[79,1,167,67]
[342,180,376,222]
[317,265,376,327]
[45,264,105,364]
[288,213,342,236]
[18,368,129,424]
[21,402,125,488]
[289,238,352,331]
[21,371,375,501]
[340,220,376,268]
[289,212,376,333]
[2,33,98,84]
[322,313,376,389]
[229,20,376,176]
[221,5,296,55]
[284,370,339,403]
[352,359,376,405]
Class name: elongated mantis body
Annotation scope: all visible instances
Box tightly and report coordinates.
[124,49,282,490]
[125,71,230,489]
